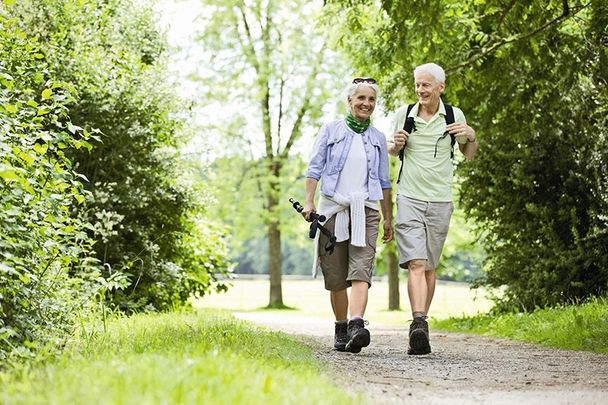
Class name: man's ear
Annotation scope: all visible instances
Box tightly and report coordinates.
[439,83,445,93]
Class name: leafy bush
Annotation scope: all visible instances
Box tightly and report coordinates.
[327,0,608,311]
[6,0,232,312]
[458,1,608,310]
[1,0,232,361]
[0,11,99,360]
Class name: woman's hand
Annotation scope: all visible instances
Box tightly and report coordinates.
[302,201,316,222]
[382,221,393,243]
[303,178,319,222]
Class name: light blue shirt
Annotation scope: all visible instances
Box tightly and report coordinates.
[306,119,391,201]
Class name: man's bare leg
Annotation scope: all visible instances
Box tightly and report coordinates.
[407,259,432,354]
[425,269,436,314]
[407,259,428,316]
[348,280,368,318]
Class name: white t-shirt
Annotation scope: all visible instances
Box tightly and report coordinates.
[335,133,368,196]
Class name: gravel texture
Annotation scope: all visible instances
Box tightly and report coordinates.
[235,312,608,404]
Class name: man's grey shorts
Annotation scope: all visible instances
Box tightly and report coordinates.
[318,207,380,291]
[395,195,453,270]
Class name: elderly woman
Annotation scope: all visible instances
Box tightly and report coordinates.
[303,78,393,353]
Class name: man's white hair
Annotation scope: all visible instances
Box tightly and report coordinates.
[414,63,446,84]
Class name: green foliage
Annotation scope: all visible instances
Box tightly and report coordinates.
[204,155,314,275]
[436,202,485,282]
[328,0,608,310]
[0,0,232,361]
[457,1,608,310]
[196,0,348,306]
[434,297,608,353]
[0,9,100,360]
[0,311,358,404]
[5,0,231,313]
[374,187,485,282]
[229,237,314,275]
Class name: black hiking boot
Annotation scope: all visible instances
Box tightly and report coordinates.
[334,322,348,351]
[345,318,370,353]
[408,317,431,355]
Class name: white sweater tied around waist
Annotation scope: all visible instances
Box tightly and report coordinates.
[310,192,378,277]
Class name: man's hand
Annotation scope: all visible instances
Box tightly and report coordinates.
[382,221,393,243]
[388,130,409,156]
[446,122,476,142]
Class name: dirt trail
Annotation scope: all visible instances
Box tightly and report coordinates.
[235,312,608,404]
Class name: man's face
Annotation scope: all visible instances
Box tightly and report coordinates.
[415,72,444,109]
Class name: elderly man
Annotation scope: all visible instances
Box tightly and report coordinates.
[388,63,477,355]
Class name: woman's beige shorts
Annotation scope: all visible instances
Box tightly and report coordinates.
[318,207,380,291]
[395,195,454,270]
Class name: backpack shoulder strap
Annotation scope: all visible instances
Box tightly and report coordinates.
[444,103,455,125]
[444,103,456,158]
[399,104,416,145]
[404,103,415,124]
[397,104,416,184]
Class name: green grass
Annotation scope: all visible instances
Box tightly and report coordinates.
[433,297,608,353]
[194,278,493,325]
[0,310,360,405]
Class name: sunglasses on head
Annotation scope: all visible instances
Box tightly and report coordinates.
[352,77,376,84]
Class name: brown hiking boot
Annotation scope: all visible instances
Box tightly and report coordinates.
[345,318,370,353]
[334,322,348,351]
[408,318,431,355]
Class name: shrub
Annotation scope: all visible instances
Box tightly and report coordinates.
[0,11,99,360]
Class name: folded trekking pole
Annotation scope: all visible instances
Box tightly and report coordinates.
[289,198,336,255]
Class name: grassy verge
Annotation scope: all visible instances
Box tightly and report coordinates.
[194,278,493,324]
[0,310,360,404]
[433,297,608,353]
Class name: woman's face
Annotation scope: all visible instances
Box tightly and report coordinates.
[348,86,376,121]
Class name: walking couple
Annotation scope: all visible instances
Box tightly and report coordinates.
[302,63,478,355]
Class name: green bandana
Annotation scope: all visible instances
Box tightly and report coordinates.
[345,112,370,134]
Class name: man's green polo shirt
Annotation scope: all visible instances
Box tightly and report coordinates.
[391,99,466,202]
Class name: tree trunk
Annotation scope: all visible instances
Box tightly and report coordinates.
[387,248,400,310]
[267,159,283,308]
[387,196,400,310]
[267,218,283,307]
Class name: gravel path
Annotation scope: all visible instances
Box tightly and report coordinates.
[235,312,608,404]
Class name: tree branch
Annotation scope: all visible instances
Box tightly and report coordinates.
[496,0,518,32]
[236,2,261,75]
[260,6,273,160]
[242,138,268,210]
[280,44,326,159]
[276,74,285,156]
[446,1,589,74]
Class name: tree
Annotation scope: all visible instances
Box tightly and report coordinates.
[197,0,346,307]
[385,197,400,310]
[203,154,314,276]
[0,2,99,359]
[326,0,608,310]
[5,0,232,314]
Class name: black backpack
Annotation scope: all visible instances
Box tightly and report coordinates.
[396,103,455,184]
